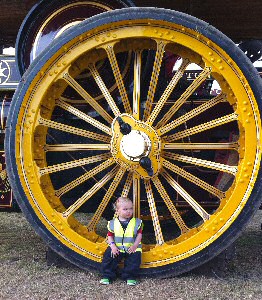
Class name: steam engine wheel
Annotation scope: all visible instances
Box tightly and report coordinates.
[6,8,262,277]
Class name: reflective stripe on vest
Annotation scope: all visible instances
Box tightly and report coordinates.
[108,217,142,253]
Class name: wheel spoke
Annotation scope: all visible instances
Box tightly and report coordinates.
[133,173,140,218]
[121,172,133,197]
[164,113,238,142]
[109,172,134,220]
[87,167,126,231]
[112,171,134,219]
[156,66,212,128]
[143,40,167,121]
[56,99,111,135]
[55,158,115,197]
[88,63,121,117]
[38,118,110,142]
[144,179,165,245]
[152,176,189,233]
[163,152,238,175]
[104,44,132,114]
[147,58,190,125]
[62,165,119,219]
[158,93,226,136]
[44,144,111,152]
[162,159,225,199]
[133,50,142,119]
[39,153,111,176]
[161,170,210,221]
[163,142,239,151]
[62,72,113,123]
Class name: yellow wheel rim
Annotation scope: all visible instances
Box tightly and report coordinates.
[13,14,261,270]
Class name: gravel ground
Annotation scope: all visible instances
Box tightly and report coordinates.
[0,210,261,300]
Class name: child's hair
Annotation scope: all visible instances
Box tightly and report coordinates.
[113,197,132,211]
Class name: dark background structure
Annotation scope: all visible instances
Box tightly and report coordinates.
[0,0,262,48]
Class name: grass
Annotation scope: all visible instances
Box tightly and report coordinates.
[0,210,261,300]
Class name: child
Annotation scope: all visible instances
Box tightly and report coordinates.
[100,197,143,286]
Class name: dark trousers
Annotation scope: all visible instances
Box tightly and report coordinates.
[101,247,141,281]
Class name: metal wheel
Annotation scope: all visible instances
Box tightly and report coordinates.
[6,8,262,277]
[16,0,135,75]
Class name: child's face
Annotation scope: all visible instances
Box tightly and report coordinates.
[116,200,133,220]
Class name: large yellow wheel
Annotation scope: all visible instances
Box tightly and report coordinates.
[6,8,262,277]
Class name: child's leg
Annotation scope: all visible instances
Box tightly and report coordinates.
[121,252,141,281]
[101,247,122,281]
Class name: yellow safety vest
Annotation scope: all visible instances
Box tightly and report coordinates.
[108,217,142,253]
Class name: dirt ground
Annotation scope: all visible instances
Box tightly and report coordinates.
[0,210,261,300]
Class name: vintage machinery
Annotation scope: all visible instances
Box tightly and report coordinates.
[1,0,262,277]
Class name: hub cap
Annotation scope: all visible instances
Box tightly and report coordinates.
[120,130,150,160]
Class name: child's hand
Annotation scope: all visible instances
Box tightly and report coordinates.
[111,245,120,258]
[127,245,137,254]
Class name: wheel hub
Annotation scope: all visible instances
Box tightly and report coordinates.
[111,114,161,178]
[120,130,151,161]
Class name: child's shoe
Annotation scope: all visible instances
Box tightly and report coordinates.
[100,278,110,285]
[127,279,137,286]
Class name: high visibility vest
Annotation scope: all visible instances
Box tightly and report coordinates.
[108,217,142,253]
